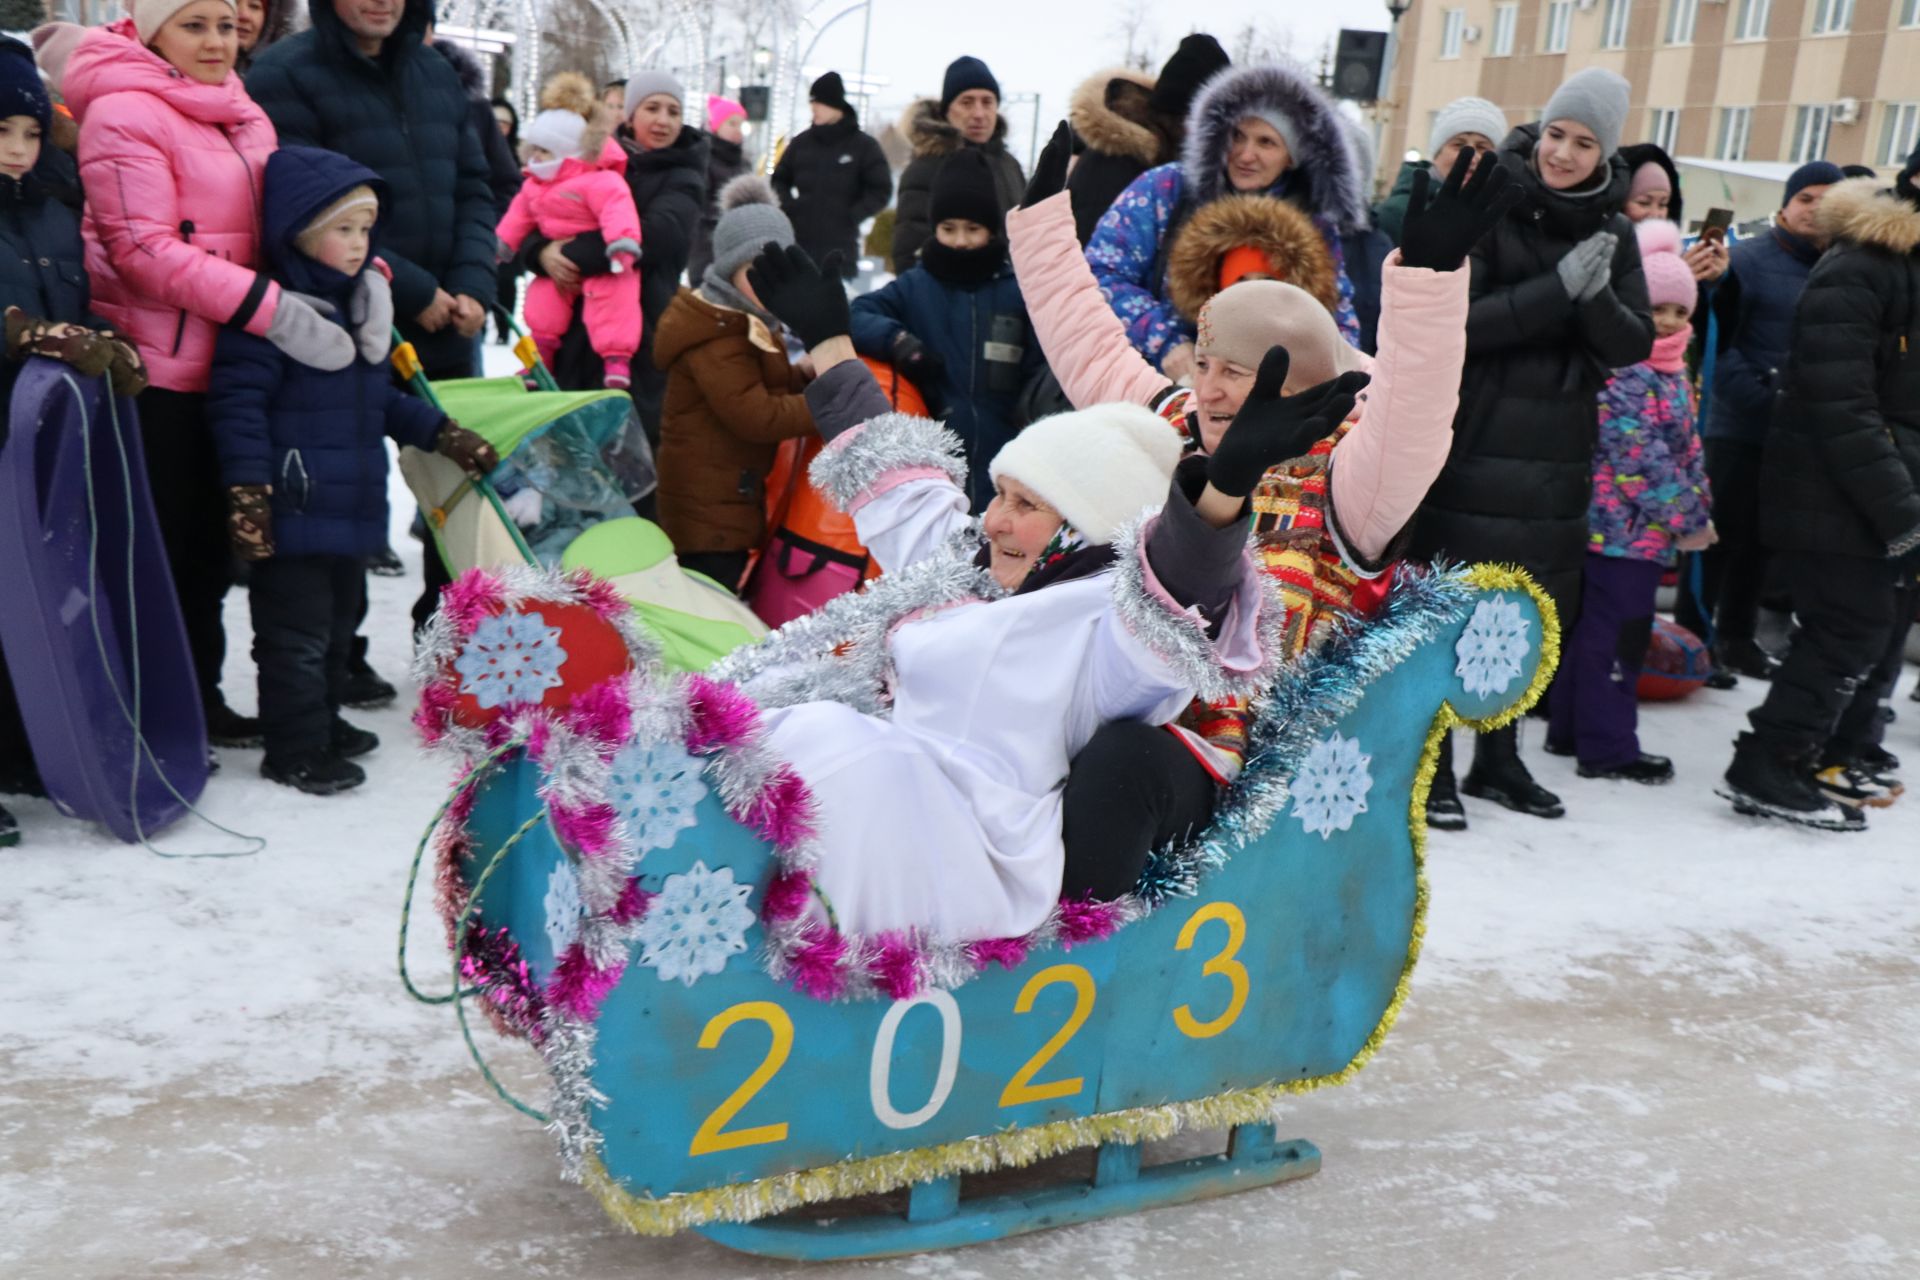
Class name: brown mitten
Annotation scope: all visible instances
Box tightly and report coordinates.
[227,484,274,561]
[435,420,499,476]
[4,307,113,377]
[102,334,149,397]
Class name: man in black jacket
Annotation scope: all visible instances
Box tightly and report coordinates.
[1722,160,1920,830]
[247,0,498,383]
[772,72,892,278]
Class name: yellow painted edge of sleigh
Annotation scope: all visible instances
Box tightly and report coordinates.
[583,564,1561,1237]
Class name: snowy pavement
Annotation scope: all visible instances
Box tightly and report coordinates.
[4,469,1918,1279]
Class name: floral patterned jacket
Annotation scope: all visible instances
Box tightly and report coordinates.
[1589,362,1712,566]
[1084,162,1361,370]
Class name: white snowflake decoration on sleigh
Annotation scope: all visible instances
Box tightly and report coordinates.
[608,739,709,852]
[637,861,755,986]
[454,610,568,708]
[1455,595,1531,697]
[1291,731,1374,839]
[543,860,583,955]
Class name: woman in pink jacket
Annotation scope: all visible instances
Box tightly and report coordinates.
[65,0,356,745]
[1008,128,1516,897]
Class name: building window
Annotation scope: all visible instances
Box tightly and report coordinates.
[1903,0,1920,27]
[1790,104,1832,163]
[1602,0,1633,47]
[1716,107,1752,161]
[1651,108,1681,154]
[1545,0,1574,50]
[1441,7,1466,57]
[1810,0,1854,32]
[1881,103,1920,166]
[1666,0,1698,42]
[1492,3,1519,54]
[1734,0,1771,39]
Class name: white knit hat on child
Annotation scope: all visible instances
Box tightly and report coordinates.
[988,403,1183,545]
[521,108,588,161]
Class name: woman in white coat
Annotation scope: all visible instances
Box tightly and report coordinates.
[716,245,1370,942]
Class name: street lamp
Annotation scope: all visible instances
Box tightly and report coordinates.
[1381,0,1413,163]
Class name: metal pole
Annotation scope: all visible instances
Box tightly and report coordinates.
[857,0,874,119]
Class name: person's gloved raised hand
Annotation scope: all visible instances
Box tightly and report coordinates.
[435,419,498,477]
[1205,347,1370,499]
[1556,231,1617,302]
[1021,120,1074,209]
[266,291,356,371]
[1398,153,1521,272]
[227,484,274,561]
[745,242,849,349]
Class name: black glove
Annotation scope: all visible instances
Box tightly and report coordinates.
[1021,120,1074,209]
[1205,347,1370,499]
[745,242,850,349]
[892,331,946,385]
[1397,154,1521,273]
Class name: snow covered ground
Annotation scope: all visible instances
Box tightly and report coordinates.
[4,421,1918,1278]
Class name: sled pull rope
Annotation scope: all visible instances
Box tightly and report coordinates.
[396,736,527,1005]
[74,375,264,858]
[448,808,552,1123]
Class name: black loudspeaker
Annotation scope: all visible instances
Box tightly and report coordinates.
[739,85,771,122]
[1332,30,1388,102]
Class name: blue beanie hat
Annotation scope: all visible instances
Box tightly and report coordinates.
[1783,160,1844,206]
[940,55,1000,115]
[0,37,50,133]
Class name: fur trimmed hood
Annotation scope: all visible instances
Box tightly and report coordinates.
[1181,62,1369,232]
[434,37,491,102]
[1818,177,1920,254]
[901,96,1009,158]
[1164,193,1337,322]
[1069,66,1162,168]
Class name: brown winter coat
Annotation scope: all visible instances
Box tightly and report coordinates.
[652,287,817,554]
[1163,193,1339,323]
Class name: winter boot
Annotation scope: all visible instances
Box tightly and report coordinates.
[1463,724,1565,818]
[603,356,632,390]
[341,657,397,710]
[1856,744,1904,794]
[0,801,17,848]
[261,751,366,796]
[1815,757,1899,809]
[0,760,46,797]
[205,701,264,749]
[1719,732,1863,831]
[330,717,380,760]
[366,545,406,578]
[1577,752,1675,784]
[1425,735,1466,831]
[1716,637,1780,681]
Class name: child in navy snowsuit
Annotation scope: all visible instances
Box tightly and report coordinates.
[208,146,497,795]
[850,148,1043,510]
[1548,219,1713,783]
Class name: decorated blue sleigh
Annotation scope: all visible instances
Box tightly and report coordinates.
[403,560,1556,1259]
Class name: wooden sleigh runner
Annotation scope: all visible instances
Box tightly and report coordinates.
[403,560,1558,1260]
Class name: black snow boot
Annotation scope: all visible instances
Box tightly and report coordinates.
[205,701,264,749]
[262,751,367,796]
[1720,733,1863,831]
[0,801,18,848]
[1425,735,1466,831]
[330,717,380,760]
[1578,753,1675,784]
[341,657,398,710]
[1463,724,1565,818]
[1716,637,1780,681]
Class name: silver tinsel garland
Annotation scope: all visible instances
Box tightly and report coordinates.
[806,411,970,511]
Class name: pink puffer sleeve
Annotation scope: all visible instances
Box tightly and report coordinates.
[1327,251,1469,562]
[1006,192,1170,411]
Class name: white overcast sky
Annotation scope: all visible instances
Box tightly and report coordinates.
[802,0,1399,166]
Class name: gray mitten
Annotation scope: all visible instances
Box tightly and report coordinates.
[1556,232,1616,302]
[348,270,394,364]
[265,292,355,371]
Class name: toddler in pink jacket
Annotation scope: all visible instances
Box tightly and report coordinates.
[496,74,641,389]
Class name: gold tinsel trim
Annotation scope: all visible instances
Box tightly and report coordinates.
[582,564,1560,1237]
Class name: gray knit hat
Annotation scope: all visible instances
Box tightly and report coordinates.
[623,69,685,121]
[706,175,794,282]
[1428,96,1509,158]
[1542,68,1630,158]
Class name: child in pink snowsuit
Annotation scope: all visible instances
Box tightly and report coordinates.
[497,108,642,388]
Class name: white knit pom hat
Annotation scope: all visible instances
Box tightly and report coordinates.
[988,403,1183,545]
[521,108,588,160]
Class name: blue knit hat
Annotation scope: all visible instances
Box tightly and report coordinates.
[940,55,1000,115]
[1783,160,1844,206]
[0,37,50,132]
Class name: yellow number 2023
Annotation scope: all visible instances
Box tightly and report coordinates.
[998,964,1097,1108]
[688,1001,793,1157]
[1173,902,1249,1040]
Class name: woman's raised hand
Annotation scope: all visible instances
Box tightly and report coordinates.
[1397,152,1521,273]
[1205,347,1370,498]
[746,242,851,350]
[1021,121,1075,209]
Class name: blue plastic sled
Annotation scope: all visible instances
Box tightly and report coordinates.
[0,360,208,841]
[418,564,1556,1259]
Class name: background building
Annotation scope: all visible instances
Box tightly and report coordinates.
[1383,0,1920,220]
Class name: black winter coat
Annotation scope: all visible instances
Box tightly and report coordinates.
[1707,226,1820,444]
[1064,66,1172,245]
[771,115,892,274]
[690,131,750,282]
[0,170,94,417]
[245,0,499,377]
[1761,180,1920,561]
[1410,124,1654,616]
